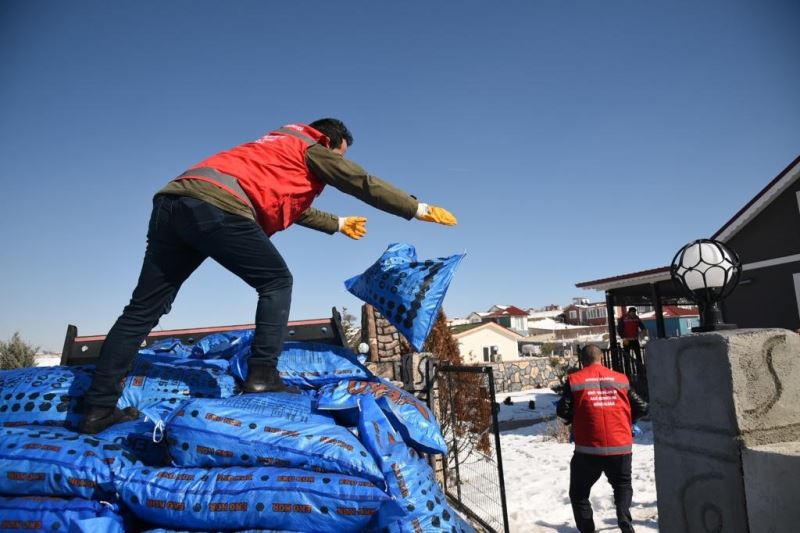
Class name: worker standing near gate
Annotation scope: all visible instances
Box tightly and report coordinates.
[616,307,647,371]
[79,118,457,434]
[556,344,649,533]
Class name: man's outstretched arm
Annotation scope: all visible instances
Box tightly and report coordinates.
[295,207,367,240]
[305,144,456,225]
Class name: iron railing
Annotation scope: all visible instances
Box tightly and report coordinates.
[437,365,509,533]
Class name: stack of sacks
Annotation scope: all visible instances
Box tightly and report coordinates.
[119,391,396,531]
[0,329,473,530]
[0,425,138,531]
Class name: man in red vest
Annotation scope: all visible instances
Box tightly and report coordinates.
[556,344,648,533]
[616,307,647,370]
[79,118,457,434]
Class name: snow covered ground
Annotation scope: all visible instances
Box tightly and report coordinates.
[495,389,658,532]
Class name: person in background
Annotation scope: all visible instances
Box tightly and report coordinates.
[617,307,647,369]
[557,344,649,533]
[79,118,457,434]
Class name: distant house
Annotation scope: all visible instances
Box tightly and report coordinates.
[576,155,800,338]
[451,322,523,364]
[562,301,609,326]
[639,306,699,338]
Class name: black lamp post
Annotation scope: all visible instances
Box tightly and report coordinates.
[670,239,741,332]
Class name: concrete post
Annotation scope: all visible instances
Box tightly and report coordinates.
[646,329,800,533]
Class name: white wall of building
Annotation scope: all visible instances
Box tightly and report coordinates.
[456,326,521,364]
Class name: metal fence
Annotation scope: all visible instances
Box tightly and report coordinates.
[599,345,648,400]
[437,365,510,533]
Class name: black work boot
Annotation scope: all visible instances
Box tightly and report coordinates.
[78,405,139,434]
[243,361,293,393]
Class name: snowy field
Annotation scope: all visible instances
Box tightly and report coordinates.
[494,389,658,532]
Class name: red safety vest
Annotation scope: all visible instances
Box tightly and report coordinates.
[175,124,329,236]
[568,363,633,456]
[620,316,641,340]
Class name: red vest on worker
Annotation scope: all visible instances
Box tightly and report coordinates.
[568,363,633,456]
[620,316,641,340]
[176,124,329,236]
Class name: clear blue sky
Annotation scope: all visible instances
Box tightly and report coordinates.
[1,0,798,351]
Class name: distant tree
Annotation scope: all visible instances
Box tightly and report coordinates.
[0,332,38,370]
[401,311,493,459]
[339,307,361,351]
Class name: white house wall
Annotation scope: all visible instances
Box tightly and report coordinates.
[456,328,520,364]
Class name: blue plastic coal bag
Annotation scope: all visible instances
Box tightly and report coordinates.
[229,341,372,388]
[0,365,93,429]
[0,425,140,499]
[357,395,475,533]
[118,358,238,412]
[164,393,384,486]
[318,378,447,455]
[344,243,464,351]
[0,496,124,533]
[116,465,392,532]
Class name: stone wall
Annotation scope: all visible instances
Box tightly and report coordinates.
[487,356,578,392]
[361,304,405,362]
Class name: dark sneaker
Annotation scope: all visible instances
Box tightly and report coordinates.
[242,362,296,393]
[78,405,139,434]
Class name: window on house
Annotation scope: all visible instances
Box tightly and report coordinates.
[483,346,499,362]
[569,310,577,319]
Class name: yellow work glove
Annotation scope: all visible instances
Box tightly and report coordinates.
[415,203,458,226]
[338,216,367,240]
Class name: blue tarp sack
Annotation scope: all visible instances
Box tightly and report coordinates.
[95,403,172,466]
[0,496,124,533]
[0,425,140,499]
[0,366,93,429]
[357,395,474,533]
[164,394,384,486]
[318,378,448,455]
[344,243,465,351]
[138,338,193,359]
[116,465,392,532]
[230,342,372,387]
[118,358,238,412]
[190,330,253,360]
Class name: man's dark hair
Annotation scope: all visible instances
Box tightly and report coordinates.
[628,307,637,313]
[580,344,604,366]
[309,118,353,150]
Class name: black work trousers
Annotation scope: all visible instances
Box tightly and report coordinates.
[83,194,293,407]
[569,452,634,533]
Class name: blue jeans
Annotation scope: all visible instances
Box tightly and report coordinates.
[83,194,293,407]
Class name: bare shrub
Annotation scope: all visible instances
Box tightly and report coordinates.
[0,332,38,370]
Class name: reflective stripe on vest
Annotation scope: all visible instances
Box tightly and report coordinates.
[571,381,629,392]
[274,127,318,146]
[575,444,632,455]
[175,167,255,213]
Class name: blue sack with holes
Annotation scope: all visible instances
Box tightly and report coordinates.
[0,496,124,533]
[190,330,254,360]
[138,338,193,359]
[344,243,464,351]
[116,465,393,532]
[0,366,93,429]
[95,404,171,466]
[229,342,372,387]
[318,378,447,455]
[164,393,384,486]
[118,358,238,412]
[358,395,474,533]
[0,425,140,499]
